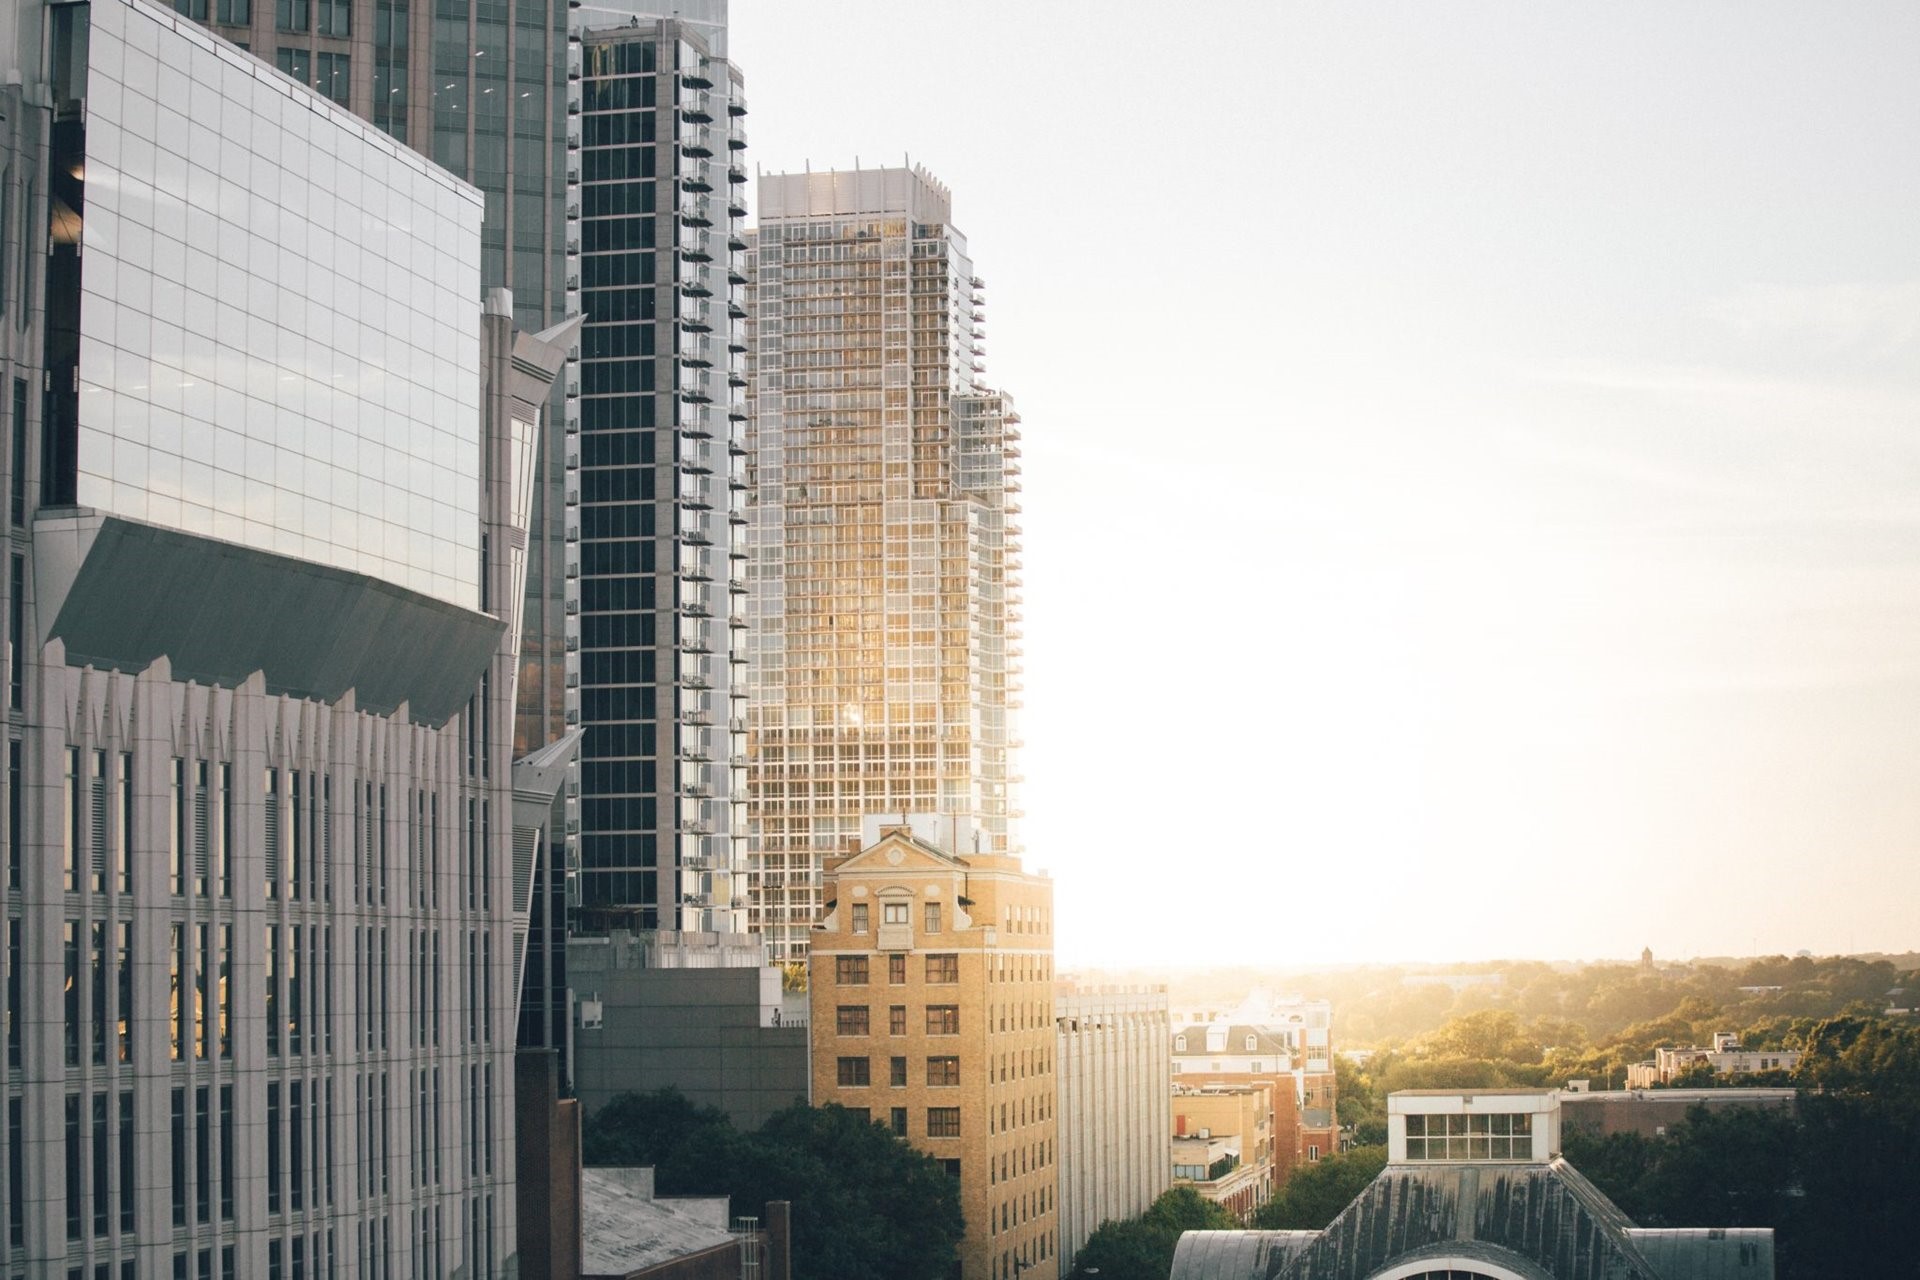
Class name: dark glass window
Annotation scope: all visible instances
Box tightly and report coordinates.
[276,0,309,32]
[215,0,248,23]
[317,52,350,105]
[275,46,312,84]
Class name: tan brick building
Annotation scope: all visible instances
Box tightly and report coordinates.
[810,825,1059,1280]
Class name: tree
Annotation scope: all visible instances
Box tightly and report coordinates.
[1067,1188,1235,1280]
[1251,1146,1386,1229]
[585,1091,963,1280]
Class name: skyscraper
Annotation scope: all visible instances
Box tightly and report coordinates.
[746,166,1025,961]
[569,11,749,935]
[0,0,571,1270]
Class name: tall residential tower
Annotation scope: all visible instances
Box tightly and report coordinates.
[746,167,1024,961]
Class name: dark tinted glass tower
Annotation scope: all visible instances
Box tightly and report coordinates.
[570,14,748,935]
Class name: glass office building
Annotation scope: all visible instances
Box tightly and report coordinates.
[0,0,574,1272]
[569,13,748,934]
[745,167,1024,961]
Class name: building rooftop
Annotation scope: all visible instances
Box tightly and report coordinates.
[579,1169,736,1280]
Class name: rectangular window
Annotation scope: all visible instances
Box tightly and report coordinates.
[63,747,77,890]
[835,1056,870,1088]
[215,0,248,22]
[835,1005,869,1036]
[834,955,868,986]
[87,1092,108,1238]
[8,741,21,891]
[65,1093,81,1239]
[89,920,106,1064]
[194,922,209,1059]
[118,1091,134,1232]
[266,924,279,1057]
[218,763,232,897]
[7,555,21,709]
[275,0,309,32]
[169,758,184,895]
[267,1082,282,1214]
[217,924,231,1059]
[889,1056,907,1087]
[927,1056,960,1087]
[172,0,208,19]
[888,1005,906,1036]
[264,768,281,898]
[170,923,187,1060]
[6,1097,21,1248]
[117,752,132,894]
[64,920,79,1064]
[219,1085,234,1221]
[115,921,131,1063]
[925,954,959,984]
[316,0,346,30]
[926,1107,961,1139]
[849,903,868,932]
[10,378,26,526]
[89,750,106,892]
[882,902,908,925]
[192,762,209,897]
[5,919,20,1070]
[925,1005,959,1036]
[170,1087,186,1227]
[316,52,350,105]
[888,953,907,985]
[924,902,942,932]
[890,1107,908,1137]
[194,1086,210,1223]
[290,1081,304,1212]
[1401,1111,1534,1161]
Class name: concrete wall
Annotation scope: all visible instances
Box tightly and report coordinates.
[570,957,810,1132]
[1057,988,1172,1269]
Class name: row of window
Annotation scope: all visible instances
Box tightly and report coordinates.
[834,1054,960,1088]
[846,901,948,935]
[835,1003,960,1036]
[832,952,962,985]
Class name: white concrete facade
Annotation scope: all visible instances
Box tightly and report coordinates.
[1055,986,1171,1268]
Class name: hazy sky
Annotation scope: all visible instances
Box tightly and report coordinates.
[729,2,1920,970]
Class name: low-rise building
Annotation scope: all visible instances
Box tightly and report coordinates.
[1171,1012,1337,1182]
[1625,1033,1801,1087]
[1168,1089,1774,1280]
[1558,1085,1797,1139]
[1172,1085,1274,1221]
[1056,984,1171,1269]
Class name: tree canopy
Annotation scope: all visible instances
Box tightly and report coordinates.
[1067,1187,1235,1280]
[583,1090,964,1280]
[1251,1147,1385,1230]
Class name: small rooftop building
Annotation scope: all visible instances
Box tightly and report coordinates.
[1168,1089,1774,1280]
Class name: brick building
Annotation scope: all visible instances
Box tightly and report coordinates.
[809,822,1057,1280]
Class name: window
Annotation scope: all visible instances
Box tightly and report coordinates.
[882,902,908,925]
[1175,1034,1186,1052]
[1307,1144,1320,1161]
[276,0,309,31]
[316,52,349,105]
[1402,1111,1533,1161]
[924,902,941,932]
[835,1005,869,1036]
[927,1107,961,1138]
[889,1056,907,1087]
[835,1057,869,1087]
[890,1107,907,1137]
[834,956,868,986]
[215,0,248,22]
[887,954,906,985]
[926,1005,959,1035]
[275,47,312,86]
[850,903,868,932]
[925,954,959,984]
[1246,1035,1258,1051]
[315,0,348,34]
[888,1005,906,1036]
[927,1056,960,1086]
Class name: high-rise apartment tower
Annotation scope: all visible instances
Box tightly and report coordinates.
[746,167,1024,961]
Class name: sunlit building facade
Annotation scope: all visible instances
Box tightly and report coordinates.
[745,166,1024,961]
[0,0,571,1272]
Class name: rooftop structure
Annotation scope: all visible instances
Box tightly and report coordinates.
[1168,1090,1775,1280]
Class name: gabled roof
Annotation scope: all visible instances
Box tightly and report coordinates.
[834,827,968,874]
[1169,1156,1772,1280]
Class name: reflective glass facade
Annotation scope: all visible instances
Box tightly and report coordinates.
[74,2,485,605]
[746,168,1024,961]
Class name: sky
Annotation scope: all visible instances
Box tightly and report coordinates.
[728,2,1920,971]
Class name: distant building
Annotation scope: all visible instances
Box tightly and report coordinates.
[1170,1004,1338,1182]
[1625,1033,1800,1088]
[1558,1086,1797,1140]
[579,1170,788,1280]
[1055,985,1170,1269]
[1168,1089,1775,1280]
[1171,1086,1274,1221]
[808,820,1057,1280]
